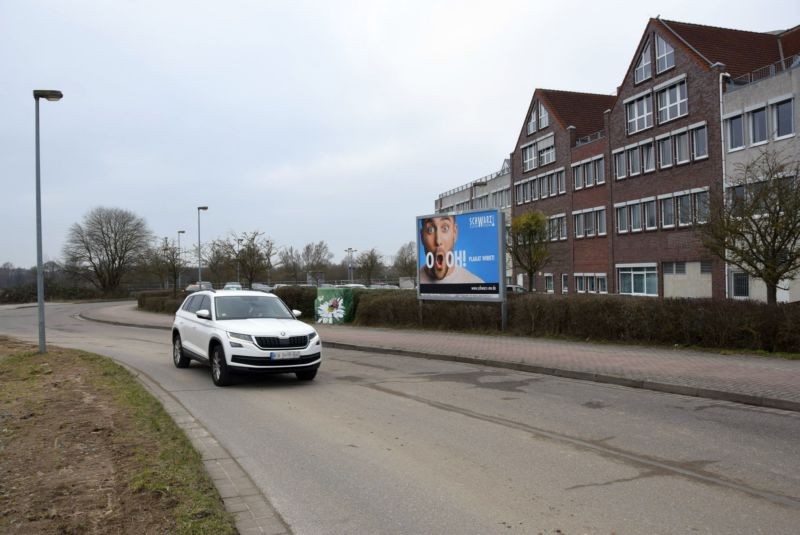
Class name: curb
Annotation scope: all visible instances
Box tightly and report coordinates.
[78,312,800,414]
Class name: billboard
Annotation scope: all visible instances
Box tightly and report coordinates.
[416,209,505,301]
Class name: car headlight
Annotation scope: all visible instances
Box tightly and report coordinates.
[227,332,253,344]
[308,331,318,341]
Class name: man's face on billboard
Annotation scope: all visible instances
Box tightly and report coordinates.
[421,216,457,280]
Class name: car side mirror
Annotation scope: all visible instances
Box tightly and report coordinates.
[196,309,211,320]
[292,309,302,318]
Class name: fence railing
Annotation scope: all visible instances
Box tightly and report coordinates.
[575,129,605,147]
[727,53,800,90]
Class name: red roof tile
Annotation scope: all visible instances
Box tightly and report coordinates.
[537,89,615,139]
[659,19,783,78]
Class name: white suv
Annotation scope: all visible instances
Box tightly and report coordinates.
[171,290,321,386]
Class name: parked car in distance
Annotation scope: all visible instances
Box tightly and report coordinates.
[506,284,527,294]
[369,284,400,289]
[336,283,367,289]
[171,290,321,386]
[223,282,243,291]
[185,281,214,292]
[250,282,272,292]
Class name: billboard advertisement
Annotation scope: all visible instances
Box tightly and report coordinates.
[416,209,505,301]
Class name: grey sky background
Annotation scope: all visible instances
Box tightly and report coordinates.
[2,0,798,268]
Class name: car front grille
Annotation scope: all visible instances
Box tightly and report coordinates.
[254,335,309,349]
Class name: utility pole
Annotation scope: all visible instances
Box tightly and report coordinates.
[345,247,357,283]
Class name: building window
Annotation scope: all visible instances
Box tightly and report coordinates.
[527,107,537,135]
[545,274,554,293]
[658,137,673,168]
[597,208,607,235]
[522,145,536,172]
[576,275,585,293]
[573,165,583,190]
[616,206,628,233]
[641,142,655,172]
[657,81,687,123]
[644,200,657,229]
[619,266,658,296]
[701,260,712,274]
[595,157,605,184]
[583,162,594,187]
[614,152,626,179]
[677,194,692,226]
[562,274,568,293]
[733,272,750,298]
[727,115,744,150]
[662,261,674,274]
[585,211,596,237]
[655,35,674,73]
[515,184,523,205]
[539,103,549,129]
[630,203,642,231]
[694,190,709,223]
[586,276,596,293]
[692,126,708,159]
[559,215,567,240]
[774,99,794,138]
[627,95,654,134]
[661,197,675,228]
[634,43,652,83]
[574,213,584,238]
[675,132,689,164]
[539,145,555,166]
[750,108,767,144]
[628,147,641,176]
[540,176,548,198]
[597,275,608,293]
[531,178,539,200]
[558,171,566,194]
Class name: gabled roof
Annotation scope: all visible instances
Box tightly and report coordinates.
[537,89,615,139]
[778,24,800,57]
[659,19,783,77]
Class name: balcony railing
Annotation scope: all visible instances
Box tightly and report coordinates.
[575,129,605,147]
[727,53,800,91]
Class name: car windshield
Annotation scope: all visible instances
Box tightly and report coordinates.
[214,295,293,320]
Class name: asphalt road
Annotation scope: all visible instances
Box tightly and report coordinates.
[2,302,799,534]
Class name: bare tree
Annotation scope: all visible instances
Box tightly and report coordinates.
[63,207,152,295]
[393,241,416,278]
[702,150,800,305]
[205,239,235,284]
[278,246,302,283]
[506,211,550,292]
[356,248,383,286]
[301,241,333,272]
[236,231,278,286]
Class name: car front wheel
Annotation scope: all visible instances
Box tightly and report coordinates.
[210,345,231,387]
[173,334,190,368]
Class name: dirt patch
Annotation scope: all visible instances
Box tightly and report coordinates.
[0,336,234,534]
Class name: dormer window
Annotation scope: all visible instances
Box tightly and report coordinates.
[527,106,537,134]
[538,102,549,129]
[655,35,675,73]
[634,43,652,83]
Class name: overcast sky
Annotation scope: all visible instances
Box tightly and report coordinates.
[2,0,798,268]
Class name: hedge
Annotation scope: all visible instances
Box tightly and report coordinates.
[138,290,187,315]
[0,284,103,304]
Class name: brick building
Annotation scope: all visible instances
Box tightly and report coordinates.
[506,17,799,301]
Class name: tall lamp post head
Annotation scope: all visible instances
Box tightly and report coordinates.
[34,90,63,102]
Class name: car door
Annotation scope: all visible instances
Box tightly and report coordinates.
[176,295,201,355]
[191,294,213,359]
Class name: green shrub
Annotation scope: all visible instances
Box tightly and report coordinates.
[0,283,103,304]
[272,286,317,319]
[138,290,187,314]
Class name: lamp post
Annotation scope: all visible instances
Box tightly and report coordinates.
[236,238,243,283]
[197,206,208,283]
[345,247,357,283]
[33,89,63,354]
[177,230,185,288]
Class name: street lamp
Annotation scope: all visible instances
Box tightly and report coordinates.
[177,230,185,288]
[33,89,63,354]
[236,238,243,283]
[197,206,208,283]
[345,247,357,283]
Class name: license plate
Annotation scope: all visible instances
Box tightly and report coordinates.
[270,350,300,360]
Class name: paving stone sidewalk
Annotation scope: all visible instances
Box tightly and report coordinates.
[82,301,800,412]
